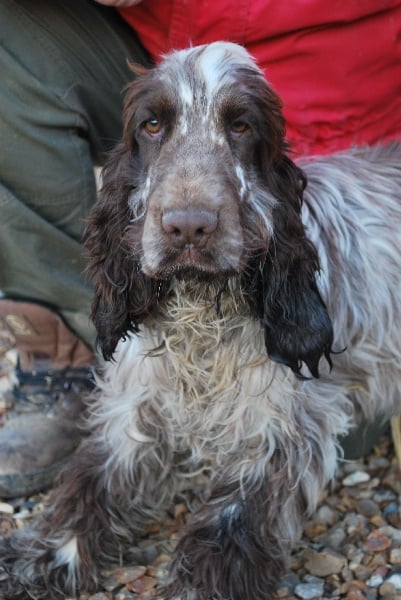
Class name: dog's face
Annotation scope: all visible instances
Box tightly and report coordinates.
[122,42,285,280]
[85,42,333,376]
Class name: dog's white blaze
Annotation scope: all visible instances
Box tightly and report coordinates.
[197,42,256,94]
[178,113,189,135]
[235,163,248,199]
[178,78,194,107]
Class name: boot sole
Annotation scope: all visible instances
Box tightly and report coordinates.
[0,455,70,499]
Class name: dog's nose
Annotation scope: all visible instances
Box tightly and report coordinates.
[162,209,218,248]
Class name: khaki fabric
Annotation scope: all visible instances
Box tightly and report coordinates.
[0,0,152,347]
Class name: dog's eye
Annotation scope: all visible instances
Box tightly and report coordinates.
[230,120,249,137]
[143,118,162,135]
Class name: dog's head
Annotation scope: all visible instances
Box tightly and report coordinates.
[84,42,333,376]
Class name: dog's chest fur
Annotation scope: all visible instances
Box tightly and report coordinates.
[133,280,295,462]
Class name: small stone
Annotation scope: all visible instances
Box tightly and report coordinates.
[294,581,324,599]
[320,523,347,547]
[354,565,373,582]
[342,567,355,583]
[113,566,147,585]
[389,548,401,565]
[12,508,31,520]
[368,456,390,470]
[349,550,365,569]
[365,530,392,553]
[385,575,401,591]
[275,585,290,598]
[101,573,120,593]
[378,526,401,543]
[341,581,367,594]
[278,573,300,596]
[342,461,365,474]
[114,592,137,600]
[0,502,14,515]
[373,490,397,504]
[379,582,396,597]
[146,565,168,580]
[315,505,337,525]
[303,521,327,538]
[357,499,380,518]
[152,553,171,566]
[369,555,387,570]
[347,588,367,600]
[370,515,387,528]
[383,502,399,517]
[343,471,371,486]
[127,575,157,594]
[376,567,390,579]
[304,548,347,577]
[366,574,384,588]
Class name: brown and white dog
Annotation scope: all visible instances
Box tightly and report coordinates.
[1,42,401,600]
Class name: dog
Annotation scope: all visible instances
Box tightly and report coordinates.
[1,41,401,600]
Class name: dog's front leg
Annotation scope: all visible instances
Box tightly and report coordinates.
[0,430,175,600]
[163,433,337,600]
[163,478,293,600]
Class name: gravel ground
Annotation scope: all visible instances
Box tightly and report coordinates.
[1,347,400,600]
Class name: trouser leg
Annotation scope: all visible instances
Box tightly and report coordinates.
[0,0,152,347]
[0,0,152,497]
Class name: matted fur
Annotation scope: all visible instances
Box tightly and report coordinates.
[0,42,400,600]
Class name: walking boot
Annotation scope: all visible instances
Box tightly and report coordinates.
[0,300,95,498]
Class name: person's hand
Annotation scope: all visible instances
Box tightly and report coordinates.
[94,0,143,6]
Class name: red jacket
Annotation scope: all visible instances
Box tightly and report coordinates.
[119,1,401,157]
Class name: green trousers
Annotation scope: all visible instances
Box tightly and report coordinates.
[0,0,152,347]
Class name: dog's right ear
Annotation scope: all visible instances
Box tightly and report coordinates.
[83,142,168,361]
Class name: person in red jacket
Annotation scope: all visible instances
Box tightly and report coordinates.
[0,0,400,498]
[119,0,401,156]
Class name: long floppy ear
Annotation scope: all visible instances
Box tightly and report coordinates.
[83,142,168,361]
[261,155,333,378]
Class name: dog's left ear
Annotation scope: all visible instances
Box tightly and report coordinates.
[261,155,333,378]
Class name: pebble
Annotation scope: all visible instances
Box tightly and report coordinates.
[12,508,31,520]
[343,471,371,486]
[366,574,384,587]
[0,502,14,515]
[113,566,147,585]
[389,548,401,564]
[386,575,401,591]
[373,490,397,503]
[314,505,337,526]
[365,530,392,552]
[378,525,401,543]
[319,523,347,547]
[379,582,396,596]
[357,499,380,518]
[126,574,157,594]
[294,581,325,599]
[304,548,347,577]
[347,589,367,600]
[113,592,137,600]
[353,564,373,581]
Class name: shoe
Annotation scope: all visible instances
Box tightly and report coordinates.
[0,300,95,498]
[0,364,94,498]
